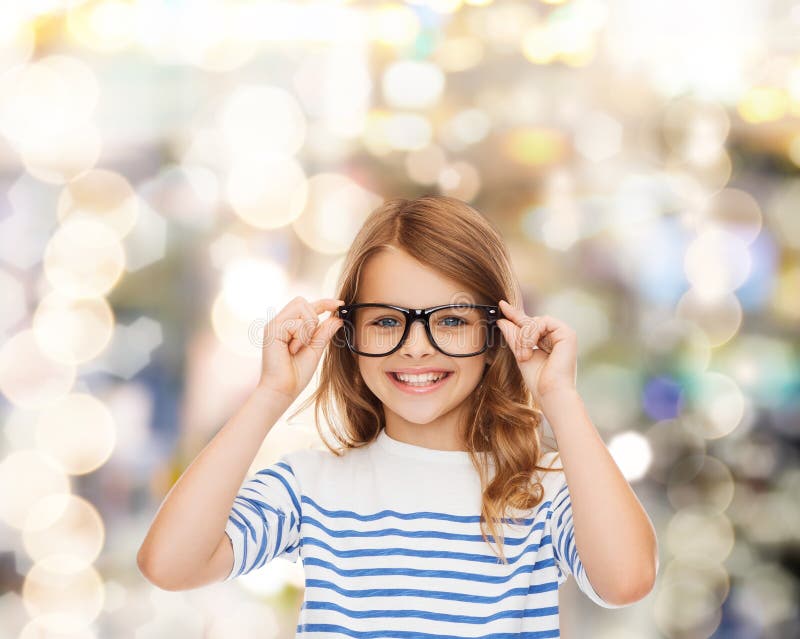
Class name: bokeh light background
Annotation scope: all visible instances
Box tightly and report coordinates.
[0,0,799,637]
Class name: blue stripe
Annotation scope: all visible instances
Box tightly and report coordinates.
[301,514,543,546]
[302,494,551,525]
[301,533,552,565]
[255,462,301,514]
[295,623,560,638]
[302,555,558,584]
[301,599,558,623]
[303,577,559,603]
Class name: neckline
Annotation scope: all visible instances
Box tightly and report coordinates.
[374,428,475,466]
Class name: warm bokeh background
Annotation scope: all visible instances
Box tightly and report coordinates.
[1,1,799,637]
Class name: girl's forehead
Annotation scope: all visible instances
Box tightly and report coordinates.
[359,250,481,304]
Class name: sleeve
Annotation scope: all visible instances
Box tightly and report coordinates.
[222,454,302,582]
[550,478,629,609]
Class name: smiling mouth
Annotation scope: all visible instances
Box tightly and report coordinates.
[388,371,453,387]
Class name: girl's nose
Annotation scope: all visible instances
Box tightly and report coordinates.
[401,319,435,355]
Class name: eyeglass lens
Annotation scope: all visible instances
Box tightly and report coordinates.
[345,305,492,356]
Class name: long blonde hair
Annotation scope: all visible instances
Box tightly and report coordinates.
[288,195,562,563]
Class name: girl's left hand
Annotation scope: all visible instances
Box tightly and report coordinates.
[496,299,577,405]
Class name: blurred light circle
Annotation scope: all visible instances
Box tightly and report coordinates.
[668,152,732,194]
[441,108,492,151]
[363,110,394,156]
[43,218,126,299]
[382,60,445,110]
[0,55,99,146]
[22,494,105,569]
[437,160,481,201]
[661,98,730,163]
[666,454,735,513]
[405,144,447,185]
[384,113,434,151]
[0,449,70,529]
[20,120,102,185]
[644,419,706,484]
[139,164,219,230]
[766,177,800,249]
[66,0,135,52]
[22,557,104,634]
[661,558,731,608]
[733,482,800,546]
[33,292,114,365]
[521,24,558,65]
[712,334,798,410]
[0,330,75,409]
[642,375,683,421]
[607,431,652,481]
[540,288,610,356]
[653,573,723,637]
[680,371,745,439]
[432,36,484,72]
[322,256,346,301]
[732,563,800,628]
[221,257,288,320]
[641,318,711,379]
[292,173,383,254]
[225,152,308,229]
[723,438,778,482]
[579,363,641,433]
[20,619,96,639]
[695,188,763,245]
[220,85,306,157]
[0,267,27,333]
[207,600,281,639]
[179,6,259,72]
[505,127,568,166]
[212,291,271,358]
[57,169,139,239]
[368,3,419,46]
[0,18,35,73]
[773,261,800,322]
[675,288,742,347]
[666,508,734,563]
[737,87,790,124]
[35,393,116,475]
[574,110,623,162]
[684,228,751,299]
[788,133,800,168]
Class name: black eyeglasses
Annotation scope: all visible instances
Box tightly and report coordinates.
[336,303,503,357]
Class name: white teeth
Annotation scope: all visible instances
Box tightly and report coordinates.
[394,372,448,384]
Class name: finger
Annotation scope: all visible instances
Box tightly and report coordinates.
[498,318,527,361]
[299,315,344,356]
[289,299,320,354]
[290,298,345,354]
[498,302,538,355]
[499,300,552,353]
[498,299,530,325]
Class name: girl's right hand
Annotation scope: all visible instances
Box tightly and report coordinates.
[256,296,345,403]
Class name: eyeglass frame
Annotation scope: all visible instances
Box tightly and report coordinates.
[336,302,504,357]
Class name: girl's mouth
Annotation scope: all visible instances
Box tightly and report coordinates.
[386,371,453,394]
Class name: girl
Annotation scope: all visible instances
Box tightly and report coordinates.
[137,195,658,637]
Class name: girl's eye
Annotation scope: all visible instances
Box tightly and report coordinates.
[373,318,400,328]
[440,316,465,327]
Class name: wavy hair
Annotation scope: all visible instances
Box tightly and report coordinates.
[287,195,563,563]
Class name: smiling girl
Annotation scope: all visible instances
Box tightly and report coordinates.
[138,195,658,637]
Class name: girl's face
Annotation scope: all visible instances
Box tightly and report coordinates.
[354,246,492,445]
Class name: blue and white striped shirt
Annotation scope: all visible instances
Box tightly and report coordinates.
[224,428,627,637]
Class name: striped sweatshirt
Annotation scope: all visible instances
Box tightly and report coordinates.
[223,428,629,638]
